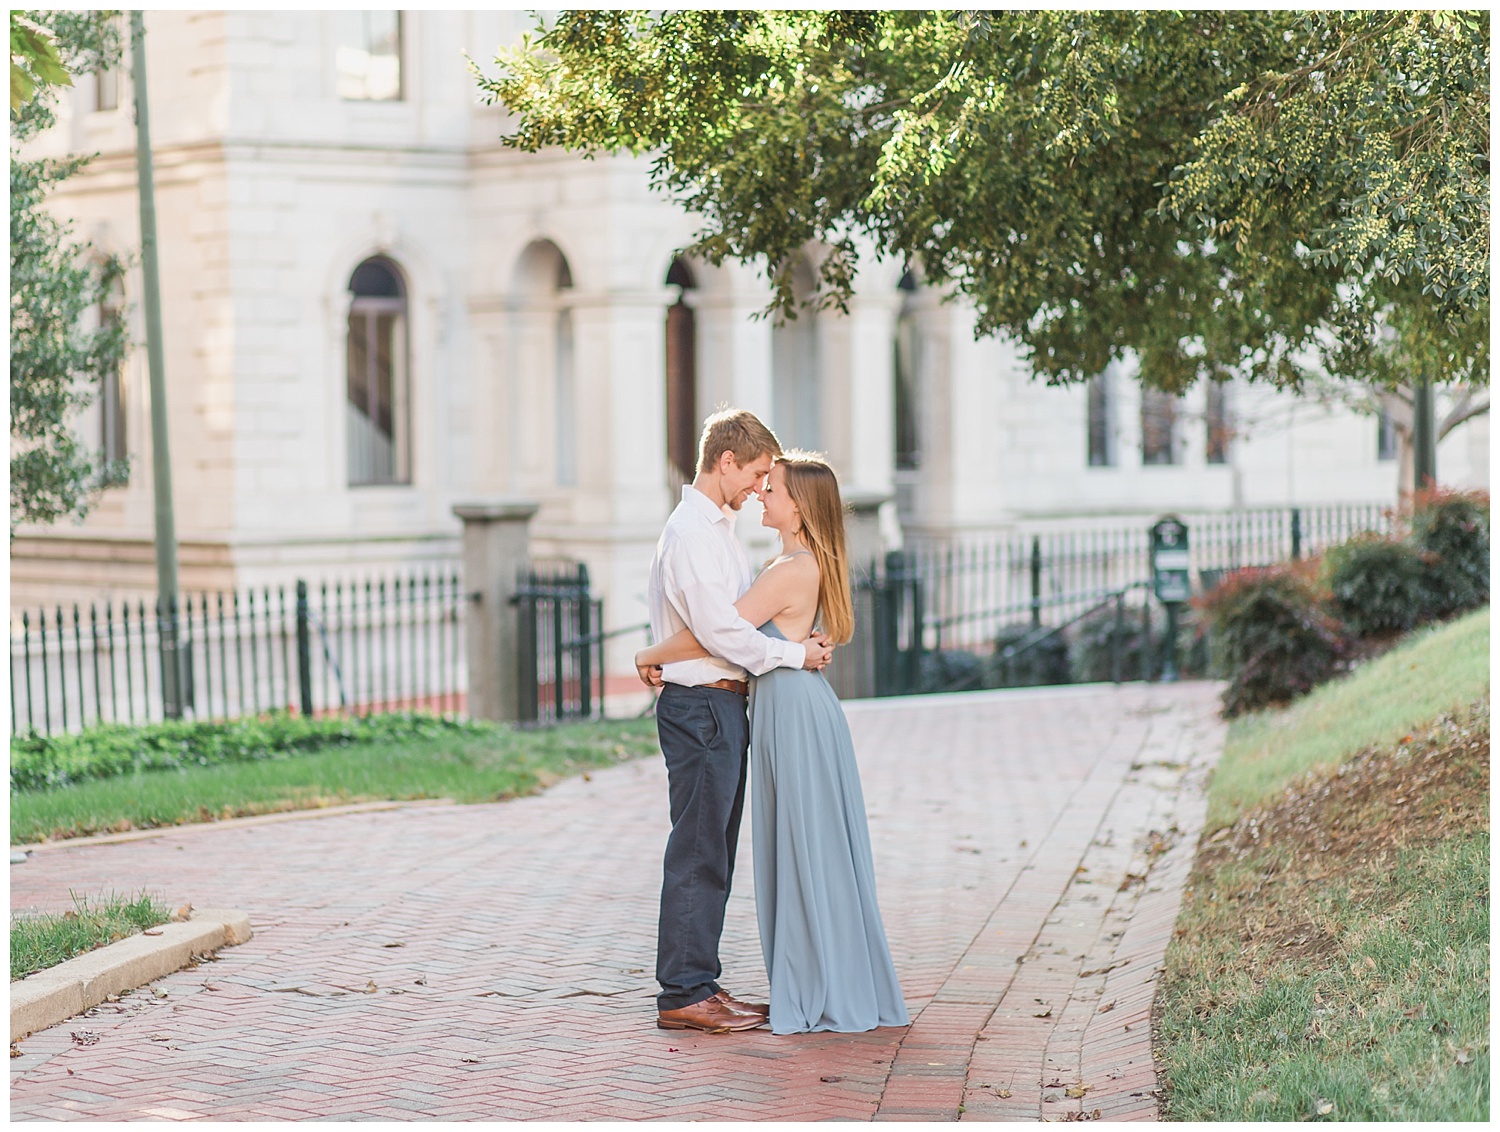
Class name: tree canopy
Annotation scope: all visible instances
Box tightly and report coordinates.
[476,10,1487,394]
[10,10,129,531]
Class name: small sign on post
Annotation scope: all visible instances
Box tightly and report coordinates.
[1149,516,1190,681]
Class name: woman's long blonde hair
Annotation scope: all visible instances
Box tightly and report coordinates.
[776,452,854,645]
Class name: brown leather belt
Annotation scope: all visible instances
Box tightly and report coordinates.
[701,678,749,697]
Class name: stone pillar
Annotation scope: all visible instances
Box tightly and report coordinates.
[843,489,891,577]
[453,499,539,722]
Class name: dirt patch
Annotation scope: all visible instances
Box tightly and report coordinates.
[1201,696,1488,877]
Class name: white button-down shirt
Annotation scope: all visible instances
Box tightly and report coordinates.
[648,485,807,686]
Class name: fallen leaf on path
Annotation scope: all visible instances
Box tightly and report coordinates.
[992,1089,1012,1099]
[1033,1008,1053,1018]
[10,1046,21,1059]
[170,904,193,922]
[820,1075,844,1083]
[1065,1084,1091,1098]
[381,942,404,948]
[143,930,163,936]
[151,989,168,1000]
[460,1056,481,1064]
[1098,1001,1115,1013]
[363,980,378,994]
[70,1031,100,1046]
[1061,1110,1102,1121]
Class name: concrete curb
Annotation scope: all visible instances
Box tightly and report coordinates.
[10,909,252,1043]
[12,799,456,855]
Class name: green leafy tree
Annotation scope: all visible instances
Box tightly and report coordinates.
[475,10,1487,398]
[10,10,129,532]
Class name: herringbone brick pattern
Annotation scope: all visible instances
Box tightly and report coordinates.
[11,681,1222,1121]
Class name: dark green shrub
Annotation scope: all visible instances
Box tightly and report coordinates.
[918,648,985,693]
[987,623,1071,687]
[1408,488,1489,617]
[1195,563,1348,717]
[1068,602,1149,683]
[11,712,497,793]
[1323,534,1434,635]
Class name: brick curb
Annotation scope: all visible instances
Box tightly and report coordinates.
[10,909,253,1043]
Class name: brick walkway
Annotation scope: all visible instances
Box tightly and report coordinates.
[11,681,1223,1122]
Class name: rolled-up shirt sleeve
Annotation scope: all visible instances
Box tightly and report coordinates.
[663,548,807,676]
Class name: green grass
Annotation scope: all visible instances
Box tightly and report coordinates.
[1207,607,1489,830]
[12,891,170,980]
[12,717,661,845]
[1158,831,1489,1121]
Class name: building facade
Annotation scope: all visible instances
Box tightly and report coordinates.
[14,11,1489,677]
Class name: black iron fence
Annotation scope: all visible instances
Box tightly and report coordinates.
[831,503,1390,698]
[514,562,605,726]
[11,569,465,736]
[906,503,1390,652]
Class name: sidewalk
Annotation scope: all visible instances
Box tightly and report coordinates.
[11,680,1223,1122]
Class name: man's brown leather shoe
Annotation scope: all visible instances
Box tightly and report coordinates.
[714,990,769,1017]
[657,996,767,1033]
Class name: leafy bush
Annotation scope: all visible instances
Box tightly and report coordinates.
[11,712,498,793]
[919,648,986,693]
[1068,602,1150,683]
[1196,564,1349,717]
[988,623,1071,687]
[1408,488,1489,617]
[1323,534,1434,635]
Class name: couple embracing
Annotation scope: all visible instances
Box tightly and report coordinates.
[637,409,909,1036]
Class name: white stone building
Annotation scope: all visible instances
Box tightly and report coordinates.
[14,11,1489,680]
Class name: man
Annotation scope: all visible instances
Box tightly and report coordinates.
[643,409,834,1034]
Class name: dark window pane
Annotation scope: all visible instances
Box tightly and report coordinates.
[1377,405,1398,461]
[894,311,919,469]
[349,259,402,298]
[1087,374,1113,466]
[1142,388,1177,465]
[1205,383,1229,464]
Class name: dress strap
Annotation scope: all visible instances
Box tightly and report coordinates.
[784,549,814,559]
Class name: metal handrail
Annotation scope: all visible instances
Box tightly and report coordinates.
[997,581,1153,686]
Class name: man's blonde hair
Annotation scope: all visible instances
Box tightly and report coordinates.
[696,408,782,474]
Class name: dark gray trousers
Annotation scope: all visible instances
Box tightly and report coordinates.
[654,683,750,1012]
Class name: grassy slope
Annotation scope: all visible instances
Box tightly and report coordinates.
[1206,606,1489,830]
[1156,609,1490,1121]
[12,717,661,844]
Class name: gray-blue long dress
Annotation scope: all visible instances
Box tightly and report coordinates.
[749,620,910,1035]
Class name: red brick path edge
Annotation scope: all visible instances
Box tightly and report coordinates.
[10,681,1223,1122]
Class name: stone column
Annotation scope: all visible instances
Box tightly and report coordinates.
[843,489,892,577]
[453,499,539,722]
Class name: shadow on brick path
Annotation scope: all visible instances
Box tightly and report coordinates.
[11,681,1223,1122]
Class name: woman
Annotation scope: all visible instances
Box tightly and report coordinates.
[636,453,909,1035]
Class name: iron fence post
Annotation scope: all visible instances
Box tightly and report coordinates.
[1030,536,1042,627]
[1112,591,1125,684]
[1290,507,1303,560]
[295,579,315,717]
[577,564,593,719]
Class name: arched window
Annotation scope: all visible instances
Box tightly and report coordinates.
[664,257,698,484]
[346,256,409,485]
